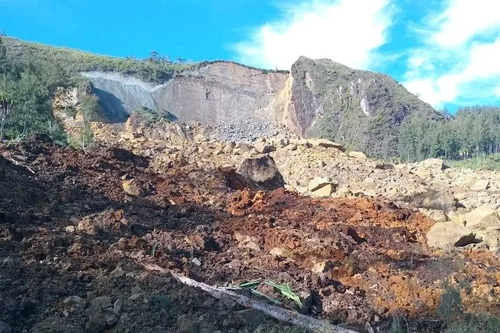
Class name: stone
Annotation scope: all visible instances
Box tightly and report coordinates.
[236,143,251,153]
[269,247,294,260]
[310,183,336,197]
[364,177,375,184]
[426,222,478,248]
[307,138,345,151]
[419,209,447,222]
[122,179,142,197]
[30,317,83,333]
[86,312,108,333]
[471,179,490,191]
[109,265,125,278]
[236,155,284,190]
[89,296,113,313]
[177,316,200,333]
[419,158,446,170]
[234,309,266,330]
[63,295,84,305]
[348,151,367,159]
[0,322,11,333]
[65,226,75,233]
[307,177,333,192]
[479,229,500,249]
[254,141,276,154]
[113,300,122,315]
[413,168,432,180]
[465,204,500,230]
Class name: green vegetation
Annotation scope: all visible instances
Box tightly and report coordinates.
[398,106,500,164]
[0,35,67,141]
[437,279,500,333]
[3,37,195,83]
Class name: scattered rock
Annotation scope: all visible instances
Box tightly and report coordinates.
[0,322,11,333]
[426,222,478,248]
[63,295,84,305]
[419,158,446,171]
[236,155,284,190]
[177,315,200,333]
[234,309,266,330]
[465,204,500,230]
[122,179,142,197]
[419,209,447,222]
[349,151,367,159]
[307,177,333,192]
[471,179,490,191]
[89,296,113,312]
[310,183,336,197]
[307,138,345,151]
[30,317,83,333]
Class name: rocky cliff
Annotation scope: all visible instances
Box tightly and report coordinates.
[82,62,289,127]
[84,57,441,157]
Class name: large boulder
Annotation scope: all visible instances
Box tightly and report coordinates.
[464,204,500,230]
[235,155,284,190]
[403,190,457,213]
[426,222,478,248]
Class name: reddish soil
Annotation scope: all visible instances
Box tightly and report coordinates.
[1,137,499,333]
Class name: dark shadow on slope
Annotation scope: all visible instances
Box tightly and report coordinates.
[92,88,130,123]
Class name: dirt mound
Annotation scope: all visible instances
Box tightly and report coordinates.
[1,141,500,333]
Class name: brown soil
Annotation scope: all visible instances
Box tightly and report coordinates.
[1,137,499,333]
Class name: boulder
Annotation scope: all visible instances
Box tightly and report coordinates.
[419,158,447,171]
[419,209,447,222]
[308,177,333,192]
[403,190,457,213]
[122,179,142,197]
[426,222,478,248]
[470,179,490,191]
[310,183,336,197]
[236,155,284,190]
[464,204,500,230]
[413,168,432,180]
[254,141,276,154]
[307,138,345,151]
[348,151,367,159]
[0,322,11,333]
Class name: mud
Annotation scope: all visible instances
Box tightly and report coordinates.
[1,137,499,332]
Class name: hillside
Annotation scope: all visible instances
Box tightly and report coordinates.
[286,57,443,157]
[0,37,445,158]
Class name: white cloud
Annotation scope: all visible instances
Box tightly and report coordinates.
[402,0,500,108]
[431,0,500,48]
[233,0,393,70]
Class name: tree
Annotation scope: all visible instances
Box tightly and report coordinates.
[79,94,100,149]
[0,90,13,139]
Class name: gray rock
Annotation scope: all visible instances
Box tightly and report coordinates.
[30,317,83,333]
[236,155,284,190]
[0,321,11,333]
[426,222,479,248]
[465,204,500,230]
[89,296,113,313]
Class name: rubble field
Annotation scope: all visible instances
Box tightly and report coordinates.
[1,136,500,333]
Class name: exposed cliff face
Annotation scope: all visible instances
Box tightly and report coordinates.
[83,62,289,126]
[284,56,442,157]
[82,57,441,157]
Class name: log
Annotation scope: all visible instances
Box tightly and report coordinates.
[141,263,359,333]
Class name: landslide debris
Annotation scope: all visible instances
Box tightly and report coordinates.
[1,136,500,333]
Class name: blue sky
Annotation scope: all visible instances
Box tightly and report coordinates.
[1,0,500,111]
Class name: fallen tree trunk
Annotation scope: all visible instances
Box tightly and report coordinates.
[141,263,359,333]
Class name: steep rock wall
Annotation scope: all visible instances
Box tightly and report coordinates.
[82,62,289,126]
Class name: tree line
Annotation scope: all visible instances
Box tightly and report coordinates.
[397,106,500,162]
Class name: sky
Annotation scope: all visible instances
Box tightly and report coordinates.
[1,0,500,111]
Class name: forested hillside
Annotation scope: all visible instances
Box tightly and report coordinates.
[398,106,500,162]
